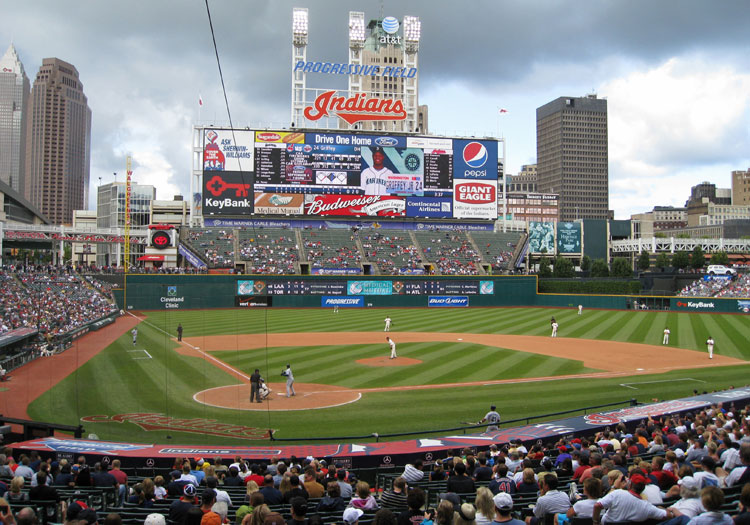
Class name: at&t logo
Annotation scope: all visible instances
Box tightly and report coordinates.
[380,17,401,45]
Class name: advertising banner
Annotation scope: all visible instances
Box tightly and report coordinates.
[305,195,406,217]
[203,129,254,171]
[237,280,255,296]
[253,192,305,215]
[479,281,494,295]
[406,197,452,218]
[306,132,407,148]
[311,268,362,275]
[528,221,555,253]
[321,296,364,308]
[453,139,498,181]
[178,244,207,269]
[428,296,469,307]
[452,179,497,220]
[203,172,253,216]
[347,281,393,295]
[556,222,582,254]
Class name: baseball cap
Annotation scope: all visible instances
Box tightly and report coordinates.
[77,508,99,525]
[343,508,364,524]
[66,501,88,521]
[678,476,699,490]
[183,484,196,497]
[439,492,461,508]
[493,492,513,510]
[457,503,476,522]
[170,470,181,478]
[144,514,166,525]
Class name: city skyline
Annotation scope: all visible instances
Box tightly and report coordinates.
[2,1,749,220]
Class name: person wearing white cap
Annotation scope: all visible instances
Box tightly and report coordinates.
[144,514,166,525]
[665,476,704,519]
[492,492,524,525]
[343,507,364,525]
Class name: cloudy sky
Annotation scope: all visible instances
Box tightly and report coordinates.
[4,0,749,219]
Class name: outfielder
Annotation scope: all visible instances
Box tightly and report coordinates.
[281,364,295,397]
[663,328,670,345]
[478,404,501,432]
[384,315,392,332]
[387,336,397,359]
[551,318,558,338]
[131,328,138,345]
[706,337,714,359]
[578,304,583,315]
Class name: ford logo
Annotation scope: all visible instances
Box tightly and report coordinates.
[375,137,398,146]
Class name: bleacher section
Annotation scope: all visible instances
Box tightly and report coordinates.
[470,231,523,273]
[300,228,362,271]
[181,228,235,269]
[177,227,529,275]
[413,230,481,275]
[361,232,423,275]
[237,228,299,274]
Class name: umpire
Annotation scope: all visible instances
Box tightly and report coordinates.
[250,368,262,403]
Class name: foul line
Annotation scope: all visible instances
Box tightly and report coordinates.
[619,378,706,390]
[127,311,250,382]
[127,349,152,360]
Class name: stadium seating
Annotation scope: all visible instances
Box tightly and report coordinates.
[469,231,523,273]
[361,232,423,275]
[237,228,300,274]
[413,230,482,275]
[300,228,362,270]
[181,228,236,268]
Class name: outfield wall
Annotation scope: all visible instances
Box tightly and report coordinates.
[118,274,750,313]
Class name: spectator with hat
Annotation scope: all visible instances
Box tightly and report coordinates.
[666,476,705,520]
[344,508,364,525]
[694,456,720,488]
[145,514,166,525]
[169,484,198,524]
[492,492,523,525]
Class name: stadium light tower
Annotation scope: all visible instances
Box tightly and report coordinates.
[402,16,421,132]
[291,7,308,128]
[347,11,366,123]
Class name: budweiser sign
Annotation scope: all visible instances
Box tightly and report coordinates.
[305,195,405,217]
[81,413,271,439]
[304,90,407,124]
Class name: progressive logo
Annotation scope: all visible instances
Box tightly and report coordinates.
[462,142,488,169]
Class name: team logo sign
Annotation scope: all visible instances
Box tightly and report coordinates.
[304,91,407,125]
[462,142,488,169]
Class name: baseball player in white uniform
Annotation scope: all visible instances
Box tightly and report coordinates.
[281,364,295,397]
[387,336,397,359]
[551,319,558,338]
[384,316,392,332]
[131,328,138,345]
[706,337,714,359]
[578,304,583,315]
[361,147,394,195]
[663,328,670,345]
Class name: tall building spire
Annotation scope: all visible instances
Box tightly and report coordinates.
[0,42,30,193]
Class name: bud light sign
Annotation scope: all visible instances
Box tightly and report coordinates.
[428,296,469,307]
[453,139,498,181]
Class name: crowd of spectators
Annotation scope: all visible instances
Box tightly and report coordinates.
[302,231,362,270]
[3,401,749,525]
[184,229,235,268]
[419,234,481,276]
[0,266,118,337]
[239,233,299,275]
[361,234,422,275]
[679,274,750,299]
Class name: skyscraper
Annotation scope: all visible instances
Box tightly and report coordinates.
[25,58,91,225]
[536,95,608,221]
[0,44,30,193]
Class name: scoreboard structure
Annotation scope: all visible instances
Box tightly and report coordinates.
[191,127,499,222]
[237,278,492,296]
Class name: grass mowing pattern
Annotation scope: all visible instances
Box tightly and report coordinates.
[26,307,750,445]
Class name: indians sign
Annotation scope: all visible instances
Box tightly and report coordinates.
[304,91,407,124]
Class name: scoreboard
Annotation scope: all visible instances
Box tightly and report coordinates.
[237,279,493,296]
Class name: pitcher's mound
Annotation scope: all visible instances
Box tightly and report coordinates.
[194,382,360,411]
[356,357,422,367]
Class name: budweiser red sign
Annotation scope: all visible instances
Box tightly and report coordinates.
[455,182,496,203]
[304,90,407,124]
[305,195,405,216]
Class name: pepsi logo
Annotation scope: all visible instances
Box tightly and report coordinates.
[256,132,281,142]
[382,17,399,34]
[462,142,488,169]
[455,182,496,203]
[375,137,398,146]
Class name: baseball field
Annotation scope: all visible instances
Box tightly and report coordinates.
[19,306,750,445]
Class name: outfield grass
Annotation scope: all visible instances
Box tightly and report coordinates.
[27,307,750,445]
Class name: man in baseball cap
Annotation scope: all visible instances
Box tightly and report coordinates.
[492,493,522,524]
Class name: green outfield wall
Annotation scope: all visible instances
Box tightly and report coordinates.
[116,275,747,313]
